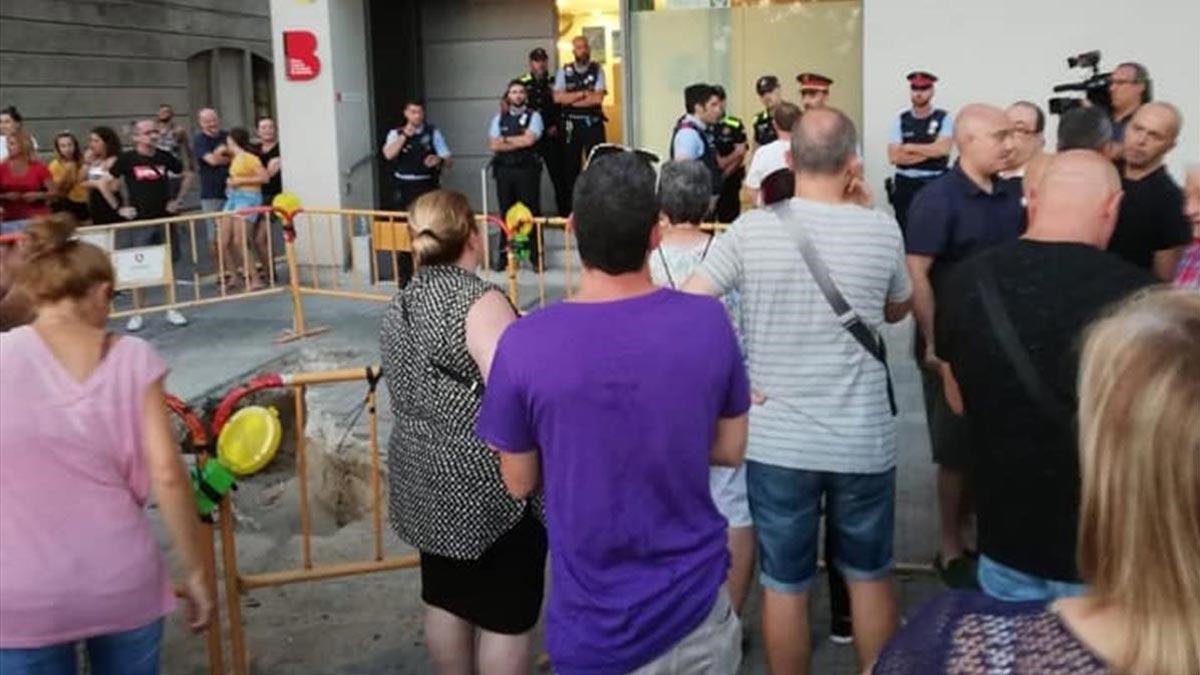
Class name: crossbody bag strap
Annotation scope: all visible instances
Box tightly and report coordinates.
[975,258,1071,422]
[770,201,897,416]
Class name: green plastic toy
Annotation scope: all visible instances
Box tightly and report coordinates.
[192,459,237,521]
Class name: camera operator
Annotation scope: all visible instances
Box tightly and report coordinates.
[1107,62,1151,152]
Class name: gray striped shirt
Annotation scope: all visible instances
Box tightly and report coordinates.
[697,198,911,473]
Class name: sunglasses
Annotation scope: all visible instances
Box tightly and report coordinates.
[585,143,660,169]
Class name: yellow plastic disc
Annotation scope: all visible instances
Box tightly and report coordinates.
[218,405,282,476]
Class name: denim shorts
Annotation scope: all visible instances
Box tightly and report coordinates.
[746,461,896,593]
[0,618,164,675]
[223,189,262,223]
[977,555,1086,602]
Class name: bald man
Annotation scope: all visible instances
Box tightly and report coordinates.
[192,108,230,245]
[904,103,1023,590]
[1108,102,1191,281]
[935,151,1155,601]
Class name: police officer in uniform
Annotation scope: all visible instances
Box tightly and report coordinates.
[553,36,607,214]
[711,85,748,223]
[381,100,453,210]
[797,72,833,112]
[670,84,724,202]
[489,79,544,270]
[752,75,784,148]
[886,71,953,232]
[517,48,568,216]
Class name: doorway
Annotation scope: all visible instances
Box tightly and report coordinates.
[556,0,624,145]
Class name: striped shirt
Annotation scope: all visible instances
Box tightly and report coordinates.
[697,198,911,473]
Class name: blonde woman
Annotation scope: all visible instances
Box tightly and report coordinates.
[868,288,1200,675]
[0,214,212,673]
[379,190,545,675]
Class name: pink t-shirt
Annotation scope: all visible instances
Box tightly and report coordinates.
[0,327,175,648]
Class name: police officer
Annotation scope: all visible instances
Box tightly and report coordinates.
[886,71,953,232]
[381,100,453,210]
[670,83,723,200]
[797,72,833,112]
[553,36,607,214]
[489,79,544,270]
[711,85,748,223]
[752,74,784,147]
[517,48,568,216]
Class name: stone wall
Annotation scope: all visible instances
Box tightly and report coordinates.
[0,0,272,154]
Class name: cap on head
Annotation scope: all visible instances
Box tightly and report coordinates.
[529,47,548,62]
[756,75,780,96]
[907,71,938,89]
[797,72,833,92]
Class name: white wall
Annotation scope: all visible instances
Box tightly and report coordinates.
[863,0,1200,202]
[329,0,376,209]
[270,0,340,210]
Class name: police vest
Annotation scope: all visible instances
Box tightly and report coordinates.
[518,73,559,127]
[493,109,539,169]
[392,125,439,180]
[670,117,722,195]
[714,116,747,181]
[753,109,778,147]
[561,62,603,120]
[898,109,950,173]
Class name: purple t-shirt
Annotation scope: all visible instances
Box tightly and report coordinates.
[478,288,750,674]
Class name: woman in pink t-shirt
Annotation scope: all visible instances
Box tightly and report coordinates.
[0,214,211,673]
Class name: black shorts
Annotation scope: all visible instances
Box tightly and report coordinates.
[921,366,972,469]
[419,509,547,635]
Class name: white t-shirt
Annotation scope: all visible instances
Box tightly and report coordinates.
[744,139,789,190]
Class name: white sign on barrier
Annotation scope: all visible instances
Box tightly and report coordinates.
[113,245,170,289]
[77,230,114,252]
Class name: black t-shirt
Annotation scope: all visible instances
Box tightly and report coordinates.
[1107,166,1192,270]
[111,149,183,218]
[936,240,1154,581]
[253,142,282,199]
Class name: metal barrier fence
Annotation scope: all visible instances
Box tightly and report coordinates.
[203,366,408,675]
[78,207,727,337]
[78,209,288,320]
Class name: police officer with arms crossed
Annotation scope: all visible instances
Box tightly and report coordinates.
[752,75,785,148]
[489,79,544,271]
[553,36,607,214]
[381,100,453,211]
[712,85,749,223]
[670,84,724,205]
[517,48,568,216]
[887,71,953,232]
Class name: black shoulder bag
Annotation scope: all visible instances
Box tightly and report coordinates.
[771,201,898,416]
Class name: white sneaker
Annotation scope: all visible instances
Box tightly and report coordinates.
[126,315,145,332]
[165,309,189,327]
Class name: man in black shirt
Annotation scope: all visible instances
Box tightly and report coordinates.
[111,118,194,331]
[936,151,1154,601]
[1109,102,1190,281]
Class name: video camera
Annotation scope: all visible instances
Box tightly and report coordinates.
[1048,50,1111,115]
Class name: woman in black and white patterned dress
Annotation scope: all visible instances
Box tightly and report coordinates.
[380,190,545,674]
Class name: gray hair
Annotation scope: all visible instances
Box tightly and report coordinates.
[1116,62,1153,103]
[1057,106,1113,152]
[790,107,858,175]
[658,160,712,225]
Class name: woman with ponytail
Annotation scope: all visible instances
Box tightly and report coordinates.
[379,190,546,674]
[0,214,211,674]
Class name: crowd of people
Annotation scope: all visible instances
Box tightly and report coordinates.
[0,104,284,331]
[1,47,1199,675]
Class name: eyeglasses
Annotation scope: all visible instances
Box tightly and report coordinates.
[585,143,660,169]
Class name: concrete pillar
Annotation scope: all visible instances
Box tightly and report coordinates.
[269,0,376,266]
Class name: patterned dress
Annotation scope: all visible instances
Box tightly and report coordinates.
[872,591,1109,674]
[379,265,527,560]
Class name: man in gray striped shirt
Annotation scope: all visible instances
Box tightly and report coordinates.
[684,107,912,675]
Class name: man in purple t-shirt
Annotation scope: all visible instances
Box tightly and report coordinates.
[478,151,751,674]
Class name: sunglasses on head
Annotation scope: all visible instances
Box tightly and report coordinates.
[585,143,660,169]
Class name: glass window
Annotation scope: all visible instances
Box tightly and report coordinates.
[629,0,862,154]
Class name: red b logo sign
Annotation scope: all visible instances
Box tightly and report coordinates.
[284,31,320,81]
